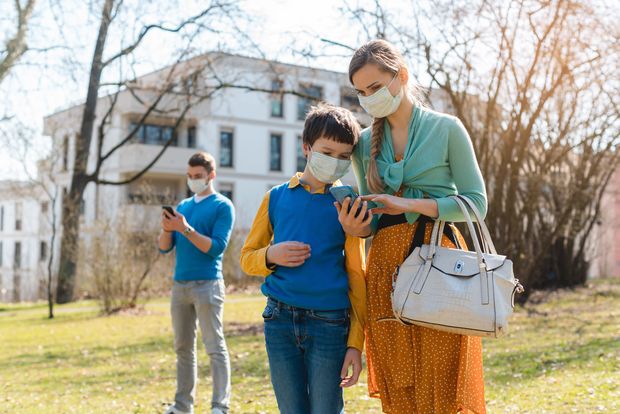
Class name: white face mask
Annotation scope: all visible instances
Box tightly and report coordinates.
[307,150,351,184]
[187,177,210,194]
[358,72,403,118]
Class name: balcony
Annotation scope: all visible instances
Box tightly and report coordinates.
[116,143,198,175]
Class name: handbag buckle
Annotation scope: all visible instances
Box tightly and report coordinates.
[454,260,465,273]
[515,279,525,294]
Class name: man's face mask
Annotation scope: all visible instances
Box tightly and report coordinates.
[307,149,351,184]
[187,177,209,194]
[357,72,403,118]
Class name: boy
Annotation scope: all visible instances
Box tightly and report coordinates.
[240,104,366,414]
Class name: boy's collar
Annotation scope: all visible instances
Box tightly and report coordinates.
[288,172,342,194]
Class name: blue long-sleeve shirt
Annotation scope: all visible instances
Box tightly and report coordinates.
[160,193,235,281]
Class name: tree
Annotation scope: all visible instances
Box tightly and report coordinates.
[0,0,36,85]
[49,0,324,303]
[340,0,620,294]
[50,0,238,302]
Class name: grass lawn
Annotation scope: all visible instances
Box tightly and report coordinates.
[1,280,619,413]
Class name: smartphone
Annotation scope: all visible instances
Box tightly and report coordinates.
[162,205,176,217]
[330,185,358,205]
[329,185,375,218]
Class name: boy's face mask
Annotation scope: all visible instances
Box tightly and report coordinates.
[187,177,210,194]
[307,150,351,184]
[358,72,403,118]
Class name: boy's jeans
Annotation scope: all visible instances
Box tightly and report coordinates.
[171,279,231,413]
[263,297,349,414]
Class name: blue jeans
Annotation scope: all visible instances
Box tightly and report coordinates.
[262,297,349,414]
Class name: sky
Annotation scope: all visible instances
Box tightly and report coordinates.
[3,0,615,181]
[0,0,385,180]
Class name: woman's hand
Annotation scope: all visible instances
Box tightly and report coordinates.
[362,194,414,216]
[334,197,373,237]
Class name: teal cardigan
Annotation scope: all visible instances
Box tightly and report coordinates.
[351,105,487,231]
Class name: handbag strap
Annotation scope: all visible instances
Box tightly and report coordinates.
[451,196,491,305]
[448,197,486,259]
[404,215,434,257]
[455,195,497,255]
[403,215,460,258]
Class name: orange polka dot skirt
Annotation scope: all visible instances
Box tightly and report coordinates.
[365,219,487,414]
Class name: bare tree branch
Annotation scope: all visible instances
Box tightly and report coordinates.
[0,0,36,84]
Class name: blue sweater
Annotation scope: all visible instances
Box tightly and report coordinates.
[161,193,235,281]
[263,182,350,310]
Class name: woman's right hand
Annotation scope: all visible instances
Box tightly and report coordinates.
[334,197,373,237]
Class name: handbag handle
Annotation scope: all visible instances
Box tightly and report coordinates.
[429,196,495,255]
[429,198,486,263]
[452,196,492,305]
[455,195,497,255]
[425,197,491,305]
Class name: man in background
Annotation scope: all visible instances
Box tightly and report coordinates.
[159,152,235,414]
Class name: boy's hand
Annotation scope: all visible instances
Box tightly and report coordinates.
[340,347,362,388]
[266,241,311,267]
[334,197,373,237]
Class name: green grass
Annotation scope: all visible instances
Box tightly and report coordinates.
[1,279,619,413]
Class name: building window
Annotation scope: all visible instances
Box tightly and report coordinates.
[0,205,4,232]
[0,241,3,267]
[15,202,22,231]
[297,84,323,120]
[62,135,69,171]
[13,241,21,269]
[41,202,49,214]
[218,182,234,202]
[296,135,306,172]
[187,126,196,148]
[40,241,48,262]
[270,79,284,118]
[341,87,364,113]
[129,122,177,146]
[220,130,234,167]
[270,133,283,172]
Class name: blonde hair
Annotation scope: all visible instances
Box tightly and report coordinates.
[348,39,414,193]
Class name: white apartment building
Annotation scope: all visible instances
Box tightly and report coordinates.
[0,181,50,301]
[0,52,459,302]
[41,52,381,229]
[0,53,374,302]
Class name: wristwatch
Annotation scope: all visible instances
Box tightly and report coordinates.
[183,226,195,237]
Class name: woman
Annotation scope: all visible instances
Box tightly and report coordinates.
[335,40,488,414]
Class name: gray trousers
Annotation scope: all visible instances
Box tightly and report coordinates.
[171,279,231,413]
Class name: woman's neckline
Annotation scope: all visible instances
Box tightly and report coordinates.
[384,105,418,163]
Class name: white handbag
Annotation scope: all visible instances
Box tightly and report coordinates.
[391,195,524,338]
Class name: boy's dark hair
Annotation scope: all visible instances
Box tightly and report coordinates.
[188,152,216,173]
[302,103,361,147]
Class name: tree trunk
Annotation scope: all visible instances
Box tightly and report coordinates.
[55,184,84,303]
[55,0,114,303]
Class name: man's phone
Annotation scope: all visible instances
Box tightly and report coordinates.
[329,185,375,218]
[162,205,176,217]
